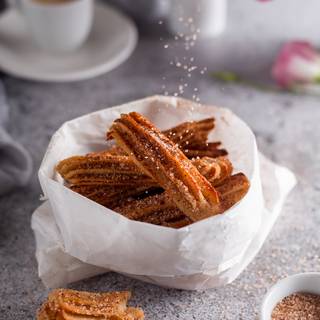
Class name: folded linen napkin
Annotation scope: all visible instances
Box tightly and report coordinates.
[0,82,32,195]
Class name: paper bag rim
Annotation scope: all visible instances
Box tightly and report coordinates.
[38,95,259,231]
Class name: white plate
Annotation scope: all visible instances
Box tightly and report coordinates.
[0,2,138,82]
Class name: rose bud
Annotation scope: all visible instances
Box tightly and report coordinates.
[272,41,320,90]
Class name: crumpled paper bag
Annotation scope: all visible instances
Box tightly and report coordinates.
[32,96,296,290]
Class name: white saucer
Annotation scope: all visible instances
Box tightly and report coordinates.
[0,2,138,82]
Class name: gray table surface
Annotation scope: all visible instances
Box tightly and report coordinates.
[1,2,320,318]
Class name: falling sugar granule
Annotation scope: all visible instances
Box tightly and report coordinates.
[159,3,207,103]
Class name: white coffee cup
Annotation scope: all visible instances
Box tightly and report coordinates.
[168,0,226,38]
[9,0,93,53]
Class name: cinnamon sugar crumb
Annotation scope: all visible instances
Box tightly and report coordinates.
[271,292,320,320]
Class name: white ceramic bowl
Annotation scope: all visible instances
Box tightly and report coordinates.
[261,272,320,320]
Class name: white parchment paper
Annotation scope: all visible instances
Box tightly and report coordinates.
[32,96,296,290]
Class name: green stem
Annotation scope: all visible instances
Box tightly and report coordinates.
[210,71,280,92]
[210,71,320,96]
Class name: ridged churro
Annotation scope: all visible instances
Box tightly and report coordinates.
[37,289,144,320]
[56,113,249,227]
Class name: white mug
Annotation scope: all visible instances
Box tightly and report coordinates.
[9,0,93,53]
[168,0,226,38]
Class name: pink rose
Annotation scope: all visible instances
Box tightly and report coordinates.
[272,41,320,89]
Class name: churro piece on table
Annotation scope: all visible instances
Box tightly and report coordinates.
[37,289,144,320]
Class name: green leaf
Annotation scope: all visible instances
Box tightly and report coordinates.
[210,71,242,83]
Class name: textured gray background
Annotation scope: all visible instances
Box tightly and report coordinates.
[1,0,320,319]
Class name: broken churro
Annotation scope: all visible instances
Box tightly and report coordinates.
[37,289,144,320]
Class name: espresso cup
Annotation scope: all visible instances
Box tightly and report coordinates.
[8,0,93,53]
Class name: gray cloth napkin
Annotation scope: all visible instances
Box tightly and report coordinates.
[0,82,32,195]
